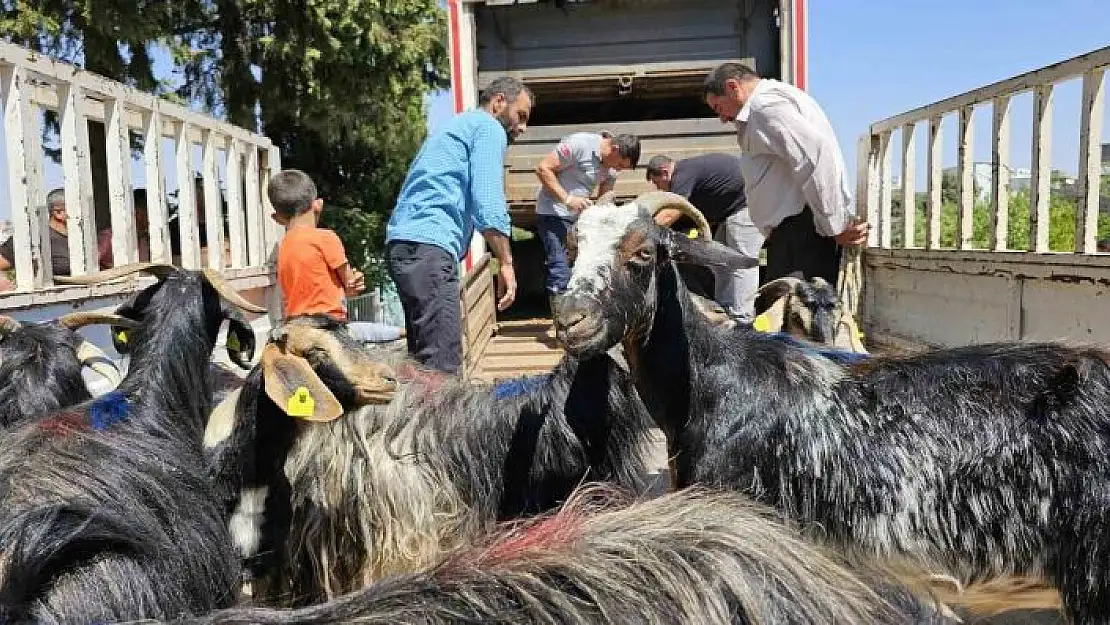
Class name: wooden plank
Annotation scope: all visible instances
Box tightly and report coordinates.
[175,121,202,269]
[262,147,284,263]
[878,131,893,249]
[506,176,654,203]
[57,81,97,274]
[956,105,975,250]
[244,145,264,267]
[105,95,137,267]
[1076,68,1106,254]
[464,265,494,312]
[1030,84,1053,253]
[511,117,733,145]
[989,95,1011,251]
[466,293,496,343]
[926,116,943,250]
[477,58,750,86]
[856,134,876,248]
[202,129,226,269]
[143,106,171,263]
[900,123,917,248]
[869,45,1110,133]
[504,143,735,172]
[2,65,47,290]
[225,140,248,268]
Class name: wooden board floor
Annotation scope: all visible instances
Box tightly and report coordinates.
[470,318,565,383]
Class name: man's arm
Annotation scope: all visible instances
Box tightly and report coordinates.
[535,137,591,213]
[469,120,517,310]
[653,167,695,228]
[754,101,859,240]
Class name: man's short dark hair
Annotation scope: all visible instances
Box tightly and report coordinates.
[704,62,759,97]
[267,169,318,218]
[479,76,535,108]
[605,133,641,169]
[645,155,673,181]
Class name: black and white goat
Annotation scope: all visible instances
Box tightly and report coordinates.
[157,485,955,625]
[552,191,1110,625]
[0,262,264,624]
[0,311,136,429]
[206,314,655,605]
[753,273,868,353]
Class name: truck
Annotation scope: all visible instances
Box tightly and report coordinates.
[446,0,1110,383]
[445,0,809,379]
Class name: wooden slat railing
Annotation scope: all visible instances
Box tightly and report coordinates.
[0,41,282,299]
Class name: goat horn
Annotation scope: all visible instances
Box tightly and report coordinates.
[596,190,619,206]
[0,315,21,336]
[57,312,141,331]
[76,340,123,387]
[632,191,713,241]
[53,262,178,285]
[755,276,804,296]
[202,268,268,314]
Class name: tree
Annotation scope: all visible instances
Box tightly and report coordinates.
[1,0,447,288]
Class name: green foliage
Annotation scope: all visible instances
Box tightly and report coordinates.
[0,0,448,289]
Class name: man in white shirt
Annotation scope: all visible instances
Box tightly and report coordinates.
[703,62,868,286]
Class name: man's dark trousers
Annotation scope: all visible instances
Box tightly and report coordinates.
[386,240,462,374]
[763,206,842,287]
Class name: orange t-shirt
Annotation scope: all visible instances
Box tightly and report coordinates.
[277,227,349,320]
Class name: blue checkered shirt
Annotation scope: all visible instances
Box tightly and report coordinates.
[386,108,511,261]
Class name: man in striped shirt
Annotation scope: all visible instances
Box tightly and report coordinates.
[385,77,533,374]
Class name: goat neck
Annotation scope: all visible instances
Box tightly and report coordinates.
[621,259,714,483]
[119,275,220,444]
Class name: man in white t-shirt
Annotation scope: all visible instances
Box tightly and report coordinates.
[533,131,640,298]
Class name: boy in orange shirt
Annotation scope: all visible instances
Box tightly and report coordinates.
[268,169,404,343]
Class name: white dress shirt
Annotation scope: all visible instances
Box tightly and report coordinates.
[733,79,854,238]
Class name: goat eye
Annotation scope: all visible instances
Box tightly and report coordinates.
[634,247,653,262]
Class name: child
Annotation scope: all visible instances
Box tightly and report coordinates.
[267,169,404,344]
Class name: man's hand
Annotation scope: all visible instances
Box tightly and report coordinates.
[653,207,682,228]
[834,220,870,246]
[564,195,593,213]
[345,268,366,297]
[496,261,517,311]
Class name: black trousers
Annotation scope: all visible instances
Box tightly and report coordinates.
[764,206,842,287]
[386,241,462,375]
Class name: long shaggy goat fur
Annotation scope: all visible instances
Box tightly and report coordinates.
[214,314,655,607]
[154,485,956,625]
[554,198,1099,623]
[0,266,260,624]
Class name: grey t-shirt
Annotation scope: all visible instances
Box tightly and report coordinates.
[535,132,617,220]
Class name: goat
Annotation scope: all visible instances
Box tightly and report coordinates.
[753,273,868,353]
[154,484,956,625]
[0,262,265,624]
[552,191,1105,624]
[205,313,655,606]
[0,311,137,429]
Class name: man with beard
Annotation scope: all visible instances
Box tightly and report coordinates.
[385,76,533,374]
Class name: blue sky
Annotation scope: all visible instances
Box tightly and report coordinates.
[2,1,1108,218]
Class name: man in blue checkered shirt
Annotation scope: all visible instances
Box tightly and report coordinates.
[385,77,533,374]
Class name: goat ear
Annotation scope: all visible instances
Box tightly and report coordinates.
[110,326,133,355]
[260,344,344,423]
[664,231,760,270]
[225,318,257,370]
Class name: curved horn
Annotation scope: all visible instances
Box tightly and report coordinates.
[202,268,268,314]
[53,262,178,285]
[57,312,142,331]
[0,315,21,337]
[631,191,713,241]
[753,276,803,316]
[76,340,123,387]
[596,190,619,206]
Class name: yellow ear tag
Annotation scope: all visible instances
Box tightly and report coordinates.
[752,313,773,333]
[687,228,698,239]
[226,332,240,352]
[115,329,129,344]
[287,386,316,419]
